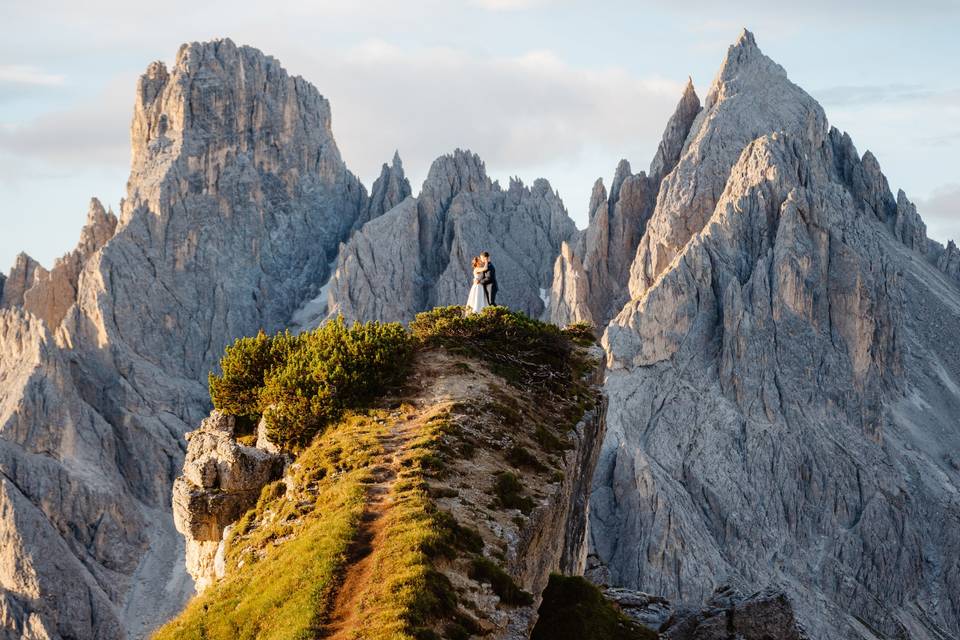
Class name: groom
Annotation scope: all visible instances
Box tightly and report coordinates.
[479,251,498,306]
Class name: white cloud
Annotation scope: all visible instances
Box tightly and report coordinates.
[295,41,684,204]
[917,183,960,245]
[469,0,552,10]
[0,64,65,87]
[0,73,133,166]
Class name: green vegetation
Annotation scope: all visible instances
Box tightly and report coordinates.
[531,574,657,640]
[209,318,412,450]
[410,306,591,393]
[467,557,534,606]
[492,471,536,514]
[159,307,600,639]
[152,413,385,640]
[506,444,547,471]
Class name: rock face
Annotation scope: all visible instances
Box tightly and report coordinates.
[12,199,118,330]
[590,29,960,640]
[935,239,960,280]
[629,29,828,300]
[172,411,284,592]
[546,81,701,327]
[361,150,413,228]
[1,253,44,308]
[327,149,576,322]
[0,307,143,640]
[606,585,807,639]
[0,38,369,639]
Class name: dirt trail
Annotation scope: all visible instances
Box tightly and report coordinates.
[322,420,415,639]
[322,351,491,639]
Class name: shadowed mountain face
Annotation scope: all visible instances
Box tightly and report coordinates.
[1,28,958,640]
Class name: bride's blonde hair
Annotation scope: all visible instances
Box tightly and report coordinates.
[472,256,483,269]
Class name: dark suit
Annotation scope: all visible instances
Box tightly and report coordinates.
[479,261,498,305]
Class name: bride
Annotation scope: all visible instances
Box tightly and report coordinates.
[466,256,488,314]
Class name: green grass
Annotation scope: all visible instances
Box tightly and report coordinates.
[332,409,480,640]
[531,574,657,640]
[152,414,385,640]
[159,308,601,639]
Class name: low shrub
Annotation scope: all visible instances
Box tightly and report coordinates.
[468,557,533,606]
[410,306,577,392]
[506,445,547,472]
[208,318,413,450]
[531,574,656,640]
[562,322,597,346]
[492,471,535,514]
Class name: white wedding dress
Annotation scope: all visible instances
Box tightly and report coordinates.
[466,269,488,314]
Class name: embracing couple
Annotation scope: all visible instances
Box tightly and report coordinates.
[466,251,498,314]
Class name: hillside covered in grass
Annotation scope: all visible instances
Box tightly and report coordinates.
[154,307,610,639]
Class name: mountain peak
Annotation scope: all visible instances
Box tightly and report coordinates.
[707,28,788,109]
[736,27,757,47]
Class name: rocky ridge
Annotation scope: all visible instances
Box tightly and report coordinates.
[160,342,607,639]
[589,29,960,640]
[326,149,577,323]
[545,79,701,328]
[0,38,375,639]
[1,27,958,640]
[604,584,808,639]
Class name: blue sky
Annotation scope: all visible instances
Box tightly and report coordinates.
[1,0,958,270]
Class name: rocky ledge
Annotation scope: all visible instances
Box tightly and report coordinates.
[605,584,808,639]
[172,411,286,592]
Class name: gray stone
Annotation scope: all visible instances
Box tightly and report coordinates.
[328,149,576,322]
[546,81,701,328]
[16,199,118,330]
[1,253,44,308]
[0,38,370,638]
[591,30,960,640]
[172,410,285,591]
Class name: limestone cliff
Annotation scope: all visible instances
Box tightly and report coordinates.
[590,30,960,640]
[12,199,117,330]
[545,79,701,328]
[327,150,576,323]
[0,38,369,639]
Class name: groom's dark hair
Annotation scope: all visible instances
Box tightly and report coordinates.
[481,251,490,258]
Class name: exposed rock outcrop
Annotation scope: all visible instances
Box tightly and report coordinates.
[328,149,576,322]
[172,411,284,592]
[544,241,593,326]
[361,150,412,228]
[591,30,960,640]
[629,29,828,299]
[1,253,44,308]
[606,585,807,639]
[0,306,147,640]
[14,199,118,330]
[936,239,960,280]
[1,38,370,638]
[546,81,701,327]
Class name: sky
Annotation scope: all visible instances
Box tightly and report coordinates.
[1,0,958,270]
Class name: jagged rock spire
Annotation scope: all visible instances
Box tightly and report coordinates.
[327,148,575,322]
[361,150,412,227]
[649,77,701,180]
[0,252,44,308]
[629,29,828,299]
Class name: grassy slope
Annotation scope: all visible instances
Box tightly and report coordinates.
[154,309,601,639]
[153,414,383,640]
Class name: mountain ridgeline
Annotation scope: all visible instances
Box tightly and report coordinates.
[0,29,958,640]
